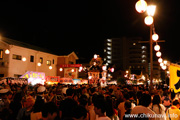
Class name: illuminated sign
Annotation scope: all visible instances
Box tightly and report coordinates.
[20,71,45,85]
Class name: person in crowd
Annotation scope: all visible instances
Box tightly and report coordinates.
[17,96,35,120]
[118,93,136,120]
[151,94,166,120]
[161,90,171,111]
[82,87,90,99]
[93,94,111,120]
[30,96,45,120]
[73,105,88,120]
[0,89,10,111]
[40,102,58,120]
[9,92,23,120]
[59,88,78,119]
[123,100,132,120]
[131,93,156,120]
[36,86,47,102]
[106,96,119,120]
[166,99,180,120]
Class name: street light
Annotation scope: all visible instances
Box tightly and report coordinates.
[135,0,147,13]
[5,49,10,54]
[138,2,156,91]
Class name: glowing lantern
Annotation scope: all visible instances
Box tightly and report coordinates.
[102,65,107,71]
[59,68,63,71]
[144,16,153,25]
[135,0,147,13]
[154,45,160,51]
[22,57,26,62]
[152,33,159,41]
[71,69,74,72]
[158,58,163,63]
[110,68,114,72]
[5,49,10,54]
[37,62,41,66]
[94,54,98,59]
[160,62,164,67]
[164,60,168,65]
[162,65,167,70]
[88,76,92,79]
[49,66,52,70]
[156,51,161,57]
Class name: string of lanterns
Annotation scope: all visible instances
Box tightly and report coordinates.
[135,0,167,70]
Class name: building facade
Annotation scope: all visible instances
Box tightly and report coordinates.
[0,37,79,79]
[104,37,149,77]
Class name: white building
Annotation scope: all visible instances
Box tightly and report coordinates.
[0,37,79,78]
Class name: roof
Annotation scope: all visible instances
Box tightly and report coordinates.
[1,37,79,58]
[1,37,57,55]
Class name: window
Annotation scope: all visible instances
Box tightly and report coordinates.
[30,55,34,62]
[40,57,43,64]
[0,74,4,77]
[0,49,3,59]
[47,60,51,65]
[13,54,22,60]
[69,61,74,64]
[53,59,54,64]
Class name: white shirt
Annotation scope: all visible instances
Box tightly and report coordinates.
[131,105,156,120]
[118,101,136,120]
[96,116,111,120]
[151,104,166,120]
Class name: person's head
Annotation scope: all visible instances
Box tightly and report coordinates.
[33,96,45,113]
[37,86,46,95]
[93,95,107,115]
[24,96,35,109]
[139,93,151,107]
[173,100,180,108]
[73,105,87,120]
[124,100,132,110]
[152,94,161,105]
[66,88,74,97]
[123,93,130,101]
[42,102,58,120]
[81,87,87,94]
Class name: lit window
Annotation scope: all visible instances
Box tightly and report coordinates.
[107,39,112,42]
[107,47,111,50]
[104,49,106,52]
[47,60,51,65]
[104,58,106,61]
[142,51,146,54]
[107,43,111,46]
[40,57,43,64]
[133,43,136,45]
[107,60,111,63]
[0,49,3,59]
[142,46,146,49]
[142,60,146,63]
[107,51,111,55]
[142,55,146,58]
[107,56,111,59]
[13,54,22,60]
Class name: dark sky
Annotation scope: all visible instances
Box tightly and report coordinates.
[0,1,179,63]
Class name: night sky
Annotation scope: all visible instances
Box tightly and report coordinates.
[0,1,179,63]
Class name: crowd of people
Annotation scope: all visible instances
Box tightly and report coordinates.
[0,83,179,120]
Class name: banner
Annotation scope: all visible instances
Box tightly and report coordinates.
[170,64,180,93]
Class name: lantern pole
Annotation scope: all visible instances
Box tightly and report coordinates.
[150,24,153,92]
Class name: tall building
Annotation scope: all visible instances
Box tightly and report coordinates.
[104,37,149,76]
